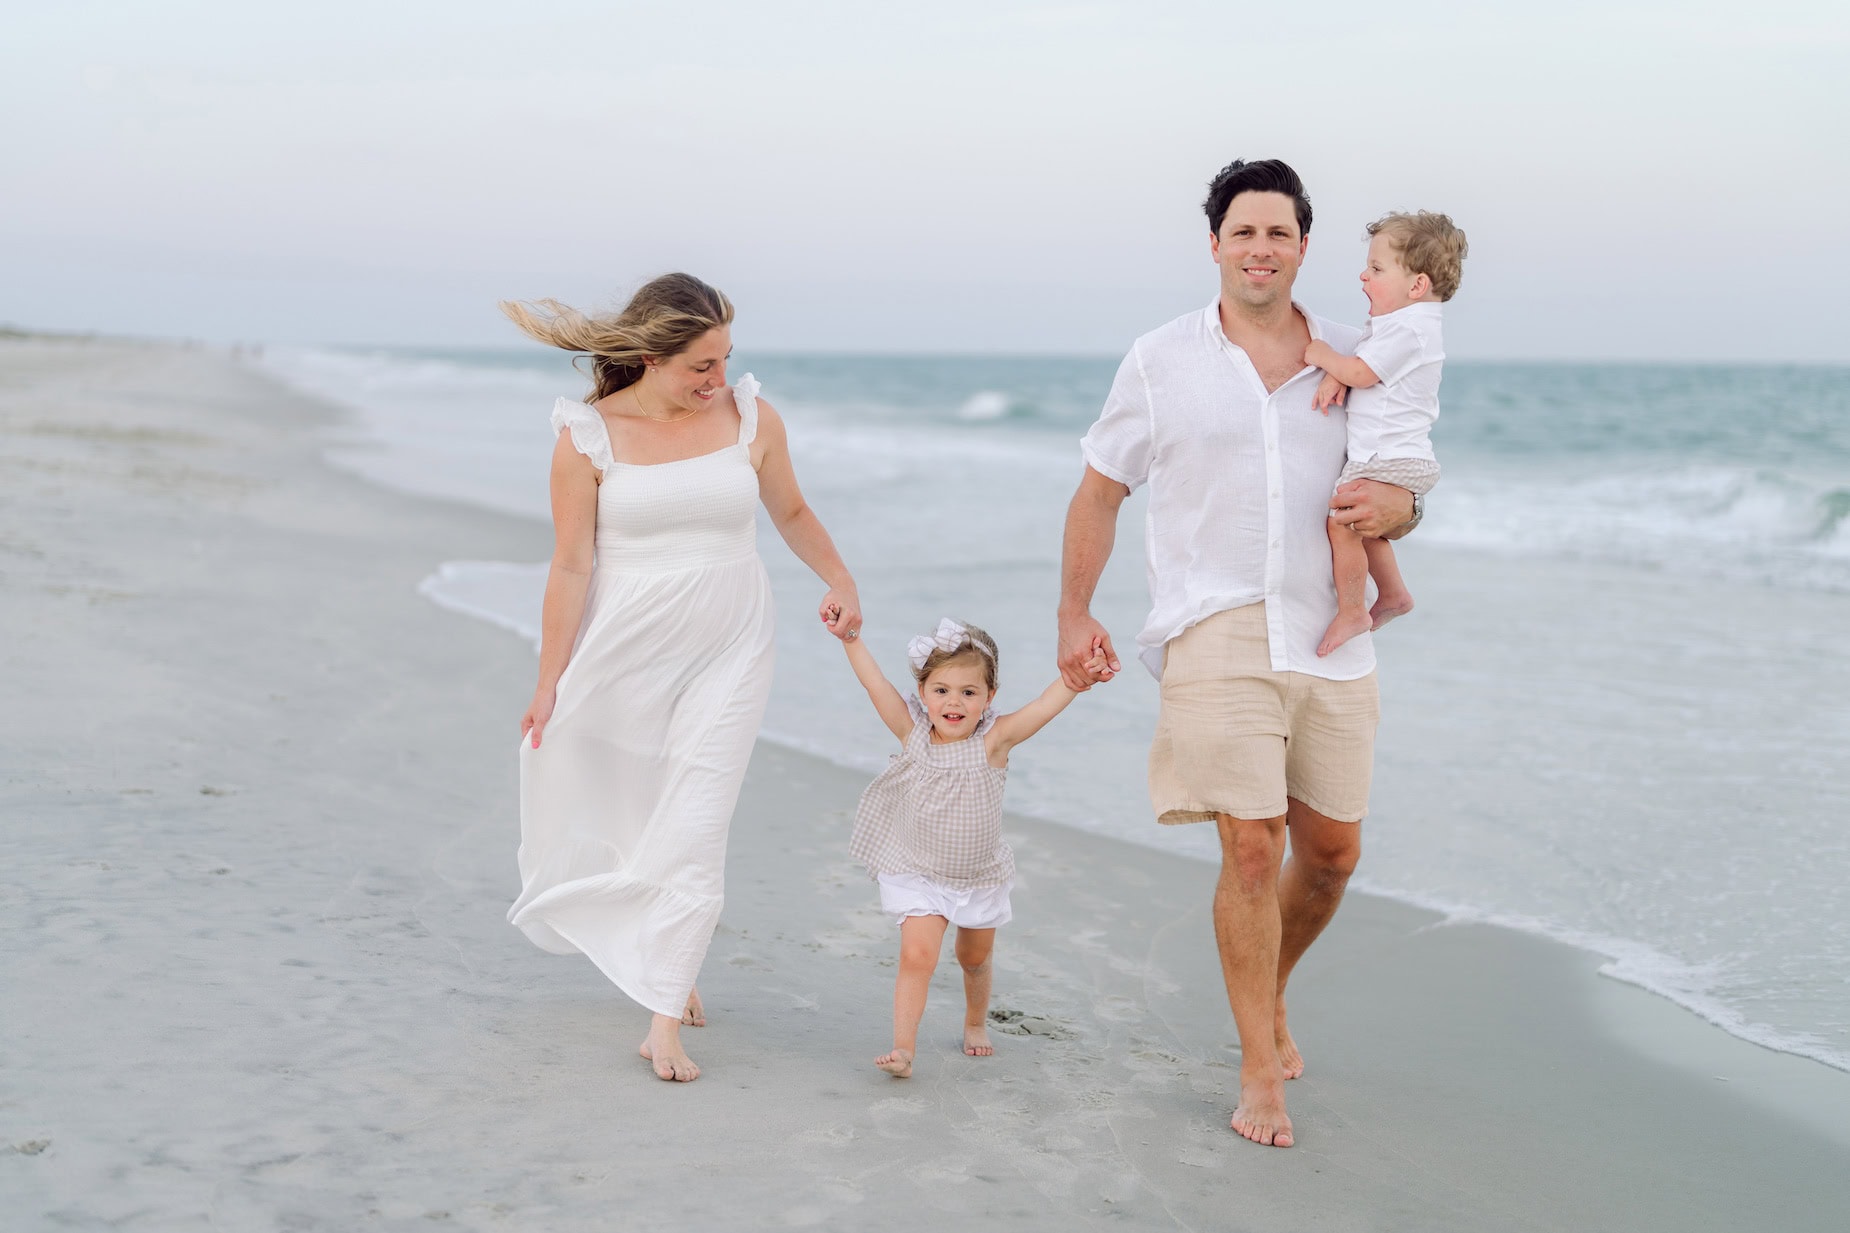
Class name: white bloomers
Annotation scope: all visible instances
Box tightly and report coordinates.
[877,872,1014,930]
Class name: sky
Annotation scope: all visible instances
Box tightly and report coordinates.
[3,1,1846,361]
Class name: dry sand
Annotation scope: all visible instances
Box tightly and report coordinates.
[4,338,1848,1231]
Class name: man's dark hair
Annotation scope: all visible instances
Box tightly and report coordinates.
[1203,159,1312,238]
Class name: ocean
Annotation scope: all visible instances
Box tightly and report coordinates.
[257,342,1850,1074]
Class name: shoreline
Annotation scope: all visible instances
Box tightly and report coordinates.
[6,336,1849,1229]
[409,543,1850,1076]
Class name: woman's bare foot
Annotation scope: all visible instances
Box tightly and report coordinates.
[1369,590,1414,631]
[639,1014,699,1082]
[875,1048,914,1077]
[963,1024,994,1057]
[681,987,706,1028]
[1275,998,1304,1079]
[1230,1073,1294,1147]
[1317,609,1374,657]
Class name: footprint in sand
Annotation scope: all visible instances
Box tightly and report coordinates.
[988,1007,1077,1041]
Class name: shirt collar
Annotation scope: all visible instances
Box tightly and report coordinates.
[1203,297,1330,348]
[1372,301,1444,323]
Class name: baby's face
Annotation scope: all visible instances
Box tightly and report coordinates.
[1360,234,1427,317]
[918,662,996,743]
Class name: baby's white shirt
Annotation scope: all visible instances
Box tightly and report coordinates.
[1343,301,1443,465]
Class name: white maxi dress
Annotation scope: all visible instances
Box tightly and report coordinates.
[509,376,775,1017]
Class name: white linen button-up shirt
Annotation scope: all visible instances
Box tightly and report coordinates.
[1081,299,1374,682]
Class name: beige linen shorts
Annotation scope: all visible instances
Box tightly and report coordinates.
[1150,603,1379,825]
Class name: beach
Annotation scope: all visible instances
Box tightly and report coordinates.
[5,337,1850,1230]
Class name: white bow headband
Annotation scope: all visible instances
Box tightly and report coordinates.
[907,617,972,672]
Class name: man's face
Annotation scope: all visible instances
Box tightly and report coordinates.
[1210,191,1308,311]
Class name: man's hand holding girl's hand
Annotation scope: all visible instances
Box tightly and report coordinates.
[1059,610,1121,691]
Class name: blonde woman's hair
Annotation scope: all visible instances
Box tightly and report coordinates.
[1367,211,1469,301]
[500,273,735,401]
[913,622,1000,692]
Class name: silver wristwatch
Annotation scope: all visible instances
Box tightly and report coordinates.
[1401,491,1424,533]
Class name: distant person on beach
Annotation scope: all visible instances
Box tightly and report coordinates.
[1303,210,1468,656]
[503,274,862,1083]
[1058,159,1421,1148]
[838,618,1108,1078]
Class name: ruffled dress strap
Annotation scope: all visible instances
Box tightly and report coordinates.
[903,695,933,751]
[550,398,615,474]
[732,373,761,446]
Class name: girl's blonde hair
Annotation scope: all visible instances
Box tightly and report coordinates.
[499,273,734,402]
[912,622,1000,692]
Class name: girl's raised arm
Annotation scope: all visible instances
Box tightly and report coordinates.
[843,635,914,742]
[989,640,1109,757]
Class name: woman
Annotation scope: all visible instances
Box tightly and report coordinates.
[503,274,859,1083]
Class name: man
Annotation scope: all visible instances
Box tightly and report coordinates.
[1058,159,1418,1149]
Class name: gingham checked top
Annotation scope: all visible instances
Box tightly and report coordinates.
[850,697,1014,889]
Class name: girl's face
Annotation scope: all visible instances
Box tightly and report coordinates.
[647,326,732,413]
[918,660,996,743]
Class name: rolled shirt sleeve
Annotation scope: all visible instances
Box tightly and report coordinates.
[1353,316,1428,388]
[1080,348,1152,490]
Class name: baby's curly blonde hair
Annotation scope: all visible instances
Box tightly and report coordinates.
[912,622,999,692]
[1368,211,1469,301]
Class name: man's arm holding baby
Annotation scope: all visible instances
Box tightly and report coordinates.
[842,634,915,742]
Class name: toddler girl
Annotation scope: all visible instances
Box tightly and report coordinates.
[837,617,1105,1077]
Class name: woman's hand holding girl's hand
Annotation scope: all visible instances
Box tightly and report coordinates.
[521,686,557,749]
[820,586,862,641]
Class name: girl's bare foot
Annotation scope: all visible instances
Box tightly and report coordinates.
[1369,591,1414,630]
[875,1048,914,1077]
[963,1024,994,1057]
[639,1013,699,1082]
[681,987,706,1027]
[1317,609,1374,657]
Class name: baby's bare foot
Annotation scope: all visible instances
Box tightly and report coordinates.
[875,1048,914,1077]
[1317,610,1374,657]
[963,1025,994,1057]
[1369,592,1414,631]
[638,1038,699,1083]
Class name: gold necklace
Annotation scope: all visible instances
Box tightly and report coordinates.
[630,385,700,424]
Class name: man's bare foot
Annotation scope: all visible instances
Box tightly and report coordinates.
[638,1038,699,1083]
[963,1025,994,1057]
[1231,1076,1294,1147]
[1317,610,1374,657]
[681,987,706,1028]
[1369,591,1414,631]
[875,1048,914,1077]
[1275,998,1304,1079]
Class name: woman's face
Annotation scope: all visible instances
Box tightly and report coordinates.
[651,326,732,411]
